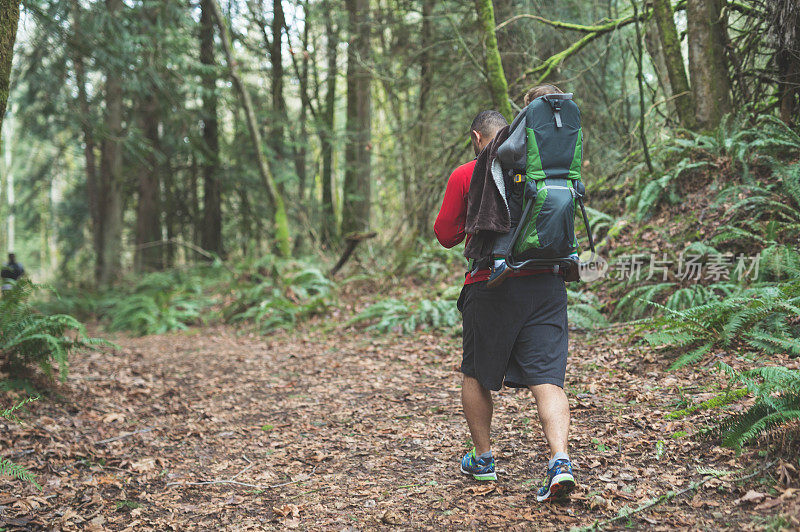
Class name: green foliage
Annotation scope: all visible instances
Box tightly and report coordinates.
[103,270,215,336]
[401,239,466,281]
[641,280,800,369]
[716,363,800,449]
[614,280,736,320]
[348,286,461,335]
[224,257,334,334]
[713,162,800,261]
[567,288,609,329]
[1,279,109,380]
[632,114,800,220]
[1,396,41,489]
[666,387,748,420]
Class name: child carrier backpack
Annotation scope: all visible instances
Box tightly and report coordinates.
[488,93,595,284]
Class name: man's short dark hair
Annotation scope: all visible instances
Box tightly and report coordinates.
[470,110,508,137]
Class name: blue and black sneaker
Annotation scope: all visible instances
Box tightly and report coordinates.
[536,458,575,502]
[460,448,496,481]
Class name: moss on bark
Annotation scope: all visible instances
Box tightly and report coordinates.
[0,0,20,138]
[475,0,513,121]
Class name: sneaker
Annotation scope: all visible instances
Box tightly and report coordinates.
[536,458,575,502]
[486,260,512,288]
[460,448,496,481]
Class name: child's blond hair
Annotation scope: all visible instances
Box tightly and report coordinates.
[523,84,564,106]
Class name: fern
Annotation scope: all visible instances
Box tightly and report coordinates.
[641,280,800,368]
[0,396,41,489]
[224,259,334,334]
[716,364,800,449]
[348,295,461,335]
[1,279,110,380]
[566,288,609,329]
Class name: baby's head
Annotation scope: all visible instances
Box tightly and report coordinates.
[523,84,564,106]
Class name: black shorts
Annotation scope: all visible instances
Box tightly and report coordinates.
[457,274,568,391]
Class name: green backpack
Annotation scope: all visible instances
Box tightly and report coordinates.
[492,93,594,271]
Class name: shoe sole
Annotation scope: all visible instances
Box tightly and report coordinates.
[536,473,576,502]
[486,266,513,288]
[460,464,497,481]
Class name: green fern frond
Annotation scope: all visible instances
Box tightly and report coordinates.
[0,457,40,489]
[669,342,713,370]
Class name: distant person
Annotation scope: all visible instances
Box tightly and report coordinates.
[1,252,25,291]
[434,85,577,502]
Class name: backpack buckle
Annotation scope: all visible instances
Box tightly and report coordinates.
[514,173,524,183]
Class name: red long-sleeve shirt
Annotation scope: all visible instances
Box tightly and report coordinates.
[434,160,548,285]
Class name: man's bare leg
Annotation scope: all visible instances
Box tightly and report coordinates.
[529,384,570,457]
[462,375,492,455]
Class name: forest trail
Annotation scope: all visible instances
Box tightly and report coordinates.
[2,324,791,530]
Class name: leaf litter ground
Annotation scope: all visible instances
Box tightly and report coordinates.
[2,318,799,530]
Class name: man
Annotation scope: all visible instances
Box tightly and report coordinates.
[434,96,575,502]
[1,252,24,290]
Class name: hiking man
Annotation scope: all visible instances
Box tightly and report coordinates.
[1,252,24,290]
[434,85,576,502]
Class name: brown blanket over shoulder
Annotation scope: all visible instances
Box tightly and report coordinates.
[464,125,511,260]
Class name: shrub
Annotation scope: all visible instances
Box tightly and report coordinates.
[0,279,108,380]
[348,286,461,335]
[101,270,217,336]
[224,258,334,334]
[716,363,800,450]
[640,280,800,369]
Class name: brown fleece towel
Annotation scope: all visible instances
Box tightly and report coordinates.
[464,125,511,260]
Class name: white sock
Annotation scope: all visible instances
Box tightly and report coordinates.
[549,451,569,469]
[478,451,493,461]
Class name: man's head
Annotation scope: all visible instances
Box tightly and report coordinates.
[470,110,508,156]
[523,84,565,106]
[8,253,15,263]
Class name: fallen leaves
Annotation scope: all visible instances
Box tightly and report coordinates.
[272,503,301,518]
[1,323,795,530]
[463,484,496,496]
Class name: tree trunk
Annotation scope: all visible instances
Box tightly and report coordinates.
[98,0,125,286]
[341,0,372,236]
[209,0,291,256]
[294,6,309,202]
[320,12,337,245]
[134,6,163,272]
[0,0,20,139]
[270,0,290,179]
[199,0,222,257]
[412,0,434,234]
[686,0,731,129]
[652,0,696,129]
[134,92,163,272]
[775,3,800,126]
[69,0,102,280]
[474,0,512,121]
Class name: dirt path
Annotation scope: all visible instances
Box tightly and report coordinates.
[1,323,794,530]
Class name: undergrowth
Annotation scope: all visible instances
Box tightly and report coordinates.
[1,279,109,380]
[223,256,334,334]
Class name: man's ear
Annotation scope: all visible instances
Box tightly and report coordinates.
[471,130,481,146]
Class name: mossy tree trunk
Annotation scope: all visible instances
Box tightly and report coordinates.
[474,0,512,121]
[0,0,20,143]
[652,0,696,129]
[686,0,731,129]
